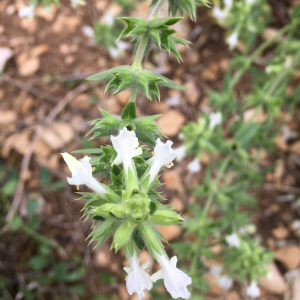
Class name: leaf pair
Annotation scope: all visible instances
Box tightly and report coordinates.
[150,0,210,21]
[118,17,190,61]
[87,65,187,101]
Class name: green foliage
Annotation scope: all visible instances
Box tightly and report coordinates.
[118,16,190,61]
[87,65,186,101]
[150,0,210,20]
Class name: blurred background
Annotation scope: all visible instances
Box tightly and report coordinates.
[1,0,300,299]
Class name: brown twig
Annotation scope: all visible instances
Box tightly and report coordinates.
[0,74,58,103]
[6,83,92,222]
[263,183,300,195]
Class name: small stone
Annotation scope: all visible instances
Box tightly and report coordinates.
[65,55,75,65]
[170,197,184,212]
[275,246,300,270]
[0,25,5,34]
[41,122,75,150]
[204,274,223,296]
[95,250,110,267]
[31,44,49,57]
[259,263,287,294]
[162,170,184,195]
[156,225,182,241]
[157,110,186,136]
[17,53,40,77]
[184,81,200,104]
[116,90,131,105]
[0,110,17,125]
[272,227,289,240]
[228,290,240,300]
[71,93,91,109]
[290,141,300,156]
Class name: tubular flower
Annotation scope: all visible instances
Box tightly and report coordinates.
[111,127,137,174]
[61,153,108,197]
[246,282,260,298]
[209,112,222,129]
[217,275,233,290]
[187,159,201,173]
[226,233,241,248]
[146,139,177,183]
[123,251,153,300]
[226,32,239,50]
[151,254,192,299]
[113,137,143,166]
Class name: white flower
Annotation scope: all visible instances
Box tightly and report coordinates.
[212,6,227,21]
[146,139,177,183]
[111,127,137,174]
[108,41,130,59]
[209,112,222,129]
[61,153,108,197]
[209,264,223,277]
[246,282,260,298]
[113,137,143,166]
[103,12,115,26]
[151,254,192,299]
[224,0,233,9]
[226,233,241,248]
[70,0,86,8]
[18,5,35,19]
[226,32,239,50]
[187,159,201,173]
[175,146,186,162]
[218,275,233,290]
[238,224,256,235]
[82,26,94,38]
[124,251,153,300]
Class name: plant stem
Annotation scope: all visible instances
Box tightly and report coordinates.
[129,85,138,102]
[229,23,294,90]
[130,0,167,100]
[149,0,167,20]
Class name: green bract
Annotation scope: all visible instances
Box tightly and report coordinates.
[150,0,210,20]
[87,65,186,100]
[87,102,165,147]
[117,17,190,61]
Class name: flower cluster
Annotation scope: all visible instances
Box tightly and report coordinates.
[62,125,191,299]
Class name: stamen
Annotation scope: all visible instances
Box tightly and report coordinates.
[77,185,80,190]
[151,151,154,155]
[125,276,128,281]
[92,167,96,171]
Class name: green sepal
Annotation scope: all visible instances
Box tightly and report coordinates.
[121,101,137,120]
[117,17,147,41]
[138,223,166,259]
[113,220,137,252]
[93,203,124,219]
[132,227,146,251]
[149,200,158,215]
[92,216,106,221]
[150,210,184,226]
[88,219,121,249]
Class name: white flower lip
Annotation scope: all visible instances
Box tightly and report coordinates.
[124,251,153,300]
[217,275,233,290]
[146,138,177,183]
[187,159,201,173]
[226,32,239,50]
[113,137,143,166]
[226,233,241,248]
[111,127,137,174]
[151,254,192,299]
[209,112,222,129]
[246,282,260,298]
[61,153,108,197]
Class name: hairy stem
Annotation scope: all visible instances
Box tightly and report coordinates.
[131,0,167,69]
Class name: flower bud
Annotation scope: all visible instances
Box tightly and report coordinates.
[150,210,184,226]
[93,203,124,219]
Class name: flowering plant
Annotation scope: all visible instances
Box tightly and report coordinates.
[60,0,212,298]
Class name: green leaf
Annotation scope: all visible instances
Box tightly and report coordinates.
[121,101,137,120]
[113,220,137,251]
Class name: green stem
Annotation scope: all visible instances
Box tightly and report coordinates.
[229,23,294,91]
[149,0,167,20]
[132,34,149,69]
[265,49,300,97]
[129,85,138,102]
